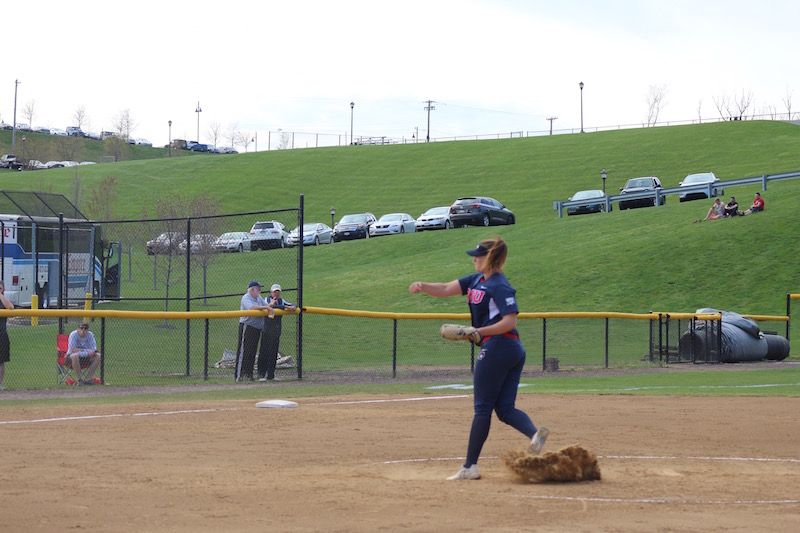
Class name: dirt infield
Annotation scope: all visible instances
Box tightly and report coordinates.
[2,393,799,532]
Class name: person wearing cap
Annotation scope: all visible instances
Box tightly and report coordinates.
[0,280,14,391]
[235,281,274,382]
[409,237,548,481]
[67,321,102,386]
[257,284,297,381]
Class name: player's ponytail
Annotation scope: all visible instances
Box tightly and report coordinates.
[481,237,507,273]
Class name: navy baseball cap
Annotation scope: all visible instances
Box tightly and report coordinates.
[248,280,264,288]
[466,243,489,257]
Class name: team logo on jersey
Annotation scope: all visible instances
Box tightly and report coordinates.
[467,288,486,304]
[505,297,515,306]
[477,348,486,361]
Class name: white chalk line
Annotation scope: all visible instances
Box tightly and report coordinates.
[0,408,236,425]
[427,382,800,393]
[0,395,465,425]
[381,454,800,465]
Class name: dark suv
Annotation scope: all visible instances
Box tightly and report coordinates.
[618,176,665,210]
[449,197,515,227]
[333,212,377,241]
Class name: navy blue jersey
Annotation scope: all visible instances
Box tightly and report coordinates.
[458,272,519,334]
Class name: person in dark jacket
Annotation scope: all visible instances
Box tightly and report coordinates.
[258,284,297,381]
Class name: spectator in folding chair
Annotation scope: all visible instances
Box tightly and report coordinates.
[67,321,102,386]
[0,280,14,391]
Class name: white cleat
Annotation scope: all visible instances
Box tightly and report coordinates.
[528,427,550,455]
[447,464,481,480]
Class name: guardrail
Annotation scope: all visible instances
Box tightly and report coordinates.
[554,169,800,218]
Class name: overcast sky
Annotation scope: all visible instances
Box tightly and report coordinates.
[3,0,799,149]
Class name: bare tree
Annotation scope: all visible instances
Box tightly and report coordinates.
[225,123,240,151]
[277,129,292,150]
[22,136,48,168]
[696,99,703,123]
[733,89,754,120]
[152,193,190,323]
[781,87,793,120]
[206,121,223,149]
[645,84,668,127]
[113,108,137,141]
[186,193,222,305]
[85,176,118,221]
[712,93,733,120]
[22,100,36,127]
[55,136,84,161]
[237,131,253,152]
[103,136,128,162]
[73,105,91,131]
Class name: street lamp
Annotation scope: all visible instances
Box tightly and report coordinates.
[601,168,607,194]
[168,120,172,157]
[579,81,584,133]
[330,206,336,228]
[21,135,25,162]
[195,101,202,142]
[349,102,354,145]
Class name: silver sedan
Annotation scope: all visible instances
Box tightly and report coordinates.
[416,206,452,231]
[214,232,252,253]
[369,213,417,236]
[287,223,334,246]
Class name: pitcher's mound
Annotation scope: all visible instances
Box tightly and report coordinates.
[502,444,601,483]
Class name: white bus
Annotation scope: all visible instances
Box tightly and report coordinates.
[0,214,105,308]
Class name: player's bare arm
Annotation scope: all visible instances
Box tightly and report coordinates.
[409,280,461,298]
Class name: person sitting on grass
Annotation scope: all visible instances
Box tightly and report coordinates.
[741,192,765,215]
[695,198,725,223]
[67,322,102,386]
[723,196,739,218]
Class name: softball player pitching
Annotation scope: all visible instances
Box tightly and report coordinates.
[409,237,548,480]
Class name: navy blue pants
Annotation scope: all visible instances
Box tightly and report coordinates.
[464,336,537,467]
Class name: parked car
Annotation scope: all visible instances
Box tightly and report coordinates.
[370,213,416,236]
[16,123,30,131]
[126,137,137,145]
[214,232,252,253]
[66,126,85,137]
[449,197,515,227]
[135,138,153,147]
[0,122,11,130]
[618,176,665,210]
[332,212,377,241]
[78,161,96,165]
[566,189,611,215]
[50,128,68,136]
[249,220,288,250]
[190,143,209,152]
[1,154,17,168]
[85,132,102,140]
[33,126,50,135]
[26,160,48,170]
[416,206,452,231]
[44,161,64,168]
[101,131,116,140]
[679,172,723,202]
[146,232,186,255]
[178,234,218,254]
[287,223,334,246]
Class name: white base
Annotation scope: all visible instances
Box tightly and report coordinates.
[256,399,299,408]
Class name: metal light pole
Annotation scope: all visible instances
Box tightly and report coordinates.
[168,120,172,157]
[195,101,202,142]
[330,207,335,228]
[252,132,258,152]
[349,102,354,145]
[601,168,607,194]
[21,135,25,163]
[12,79,20,154]
[579,81,585,133]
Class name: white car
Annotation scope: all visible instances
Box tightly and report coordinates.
[44,161,64,168]
[179,234,218,254]
[678,172,723,202]
[50,128,68,136]
[249,220,289,250]
[415,206,452,231]
[287,223,333,246]
[370,213,416,236]
[214,232,252,253]
[135,138,153,146]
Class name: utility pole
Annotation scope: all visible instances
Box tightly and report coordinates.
[12,79,20,154]
[424,100,436,142]
[546,116,558,136]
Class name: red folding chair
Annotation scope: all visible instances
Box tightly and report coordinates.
[56,333,100,385]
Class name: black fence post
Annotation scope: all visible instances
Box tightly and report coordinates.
[185,217,191,377]
[204,318,209,381]
[100,317,105,384]
[604,317,609,368]
[392,319,397,378]
[786,293,791,341]
[542,318,547,371]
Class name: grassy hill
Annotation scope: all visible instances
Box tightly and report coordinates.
[1,121,799,316]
